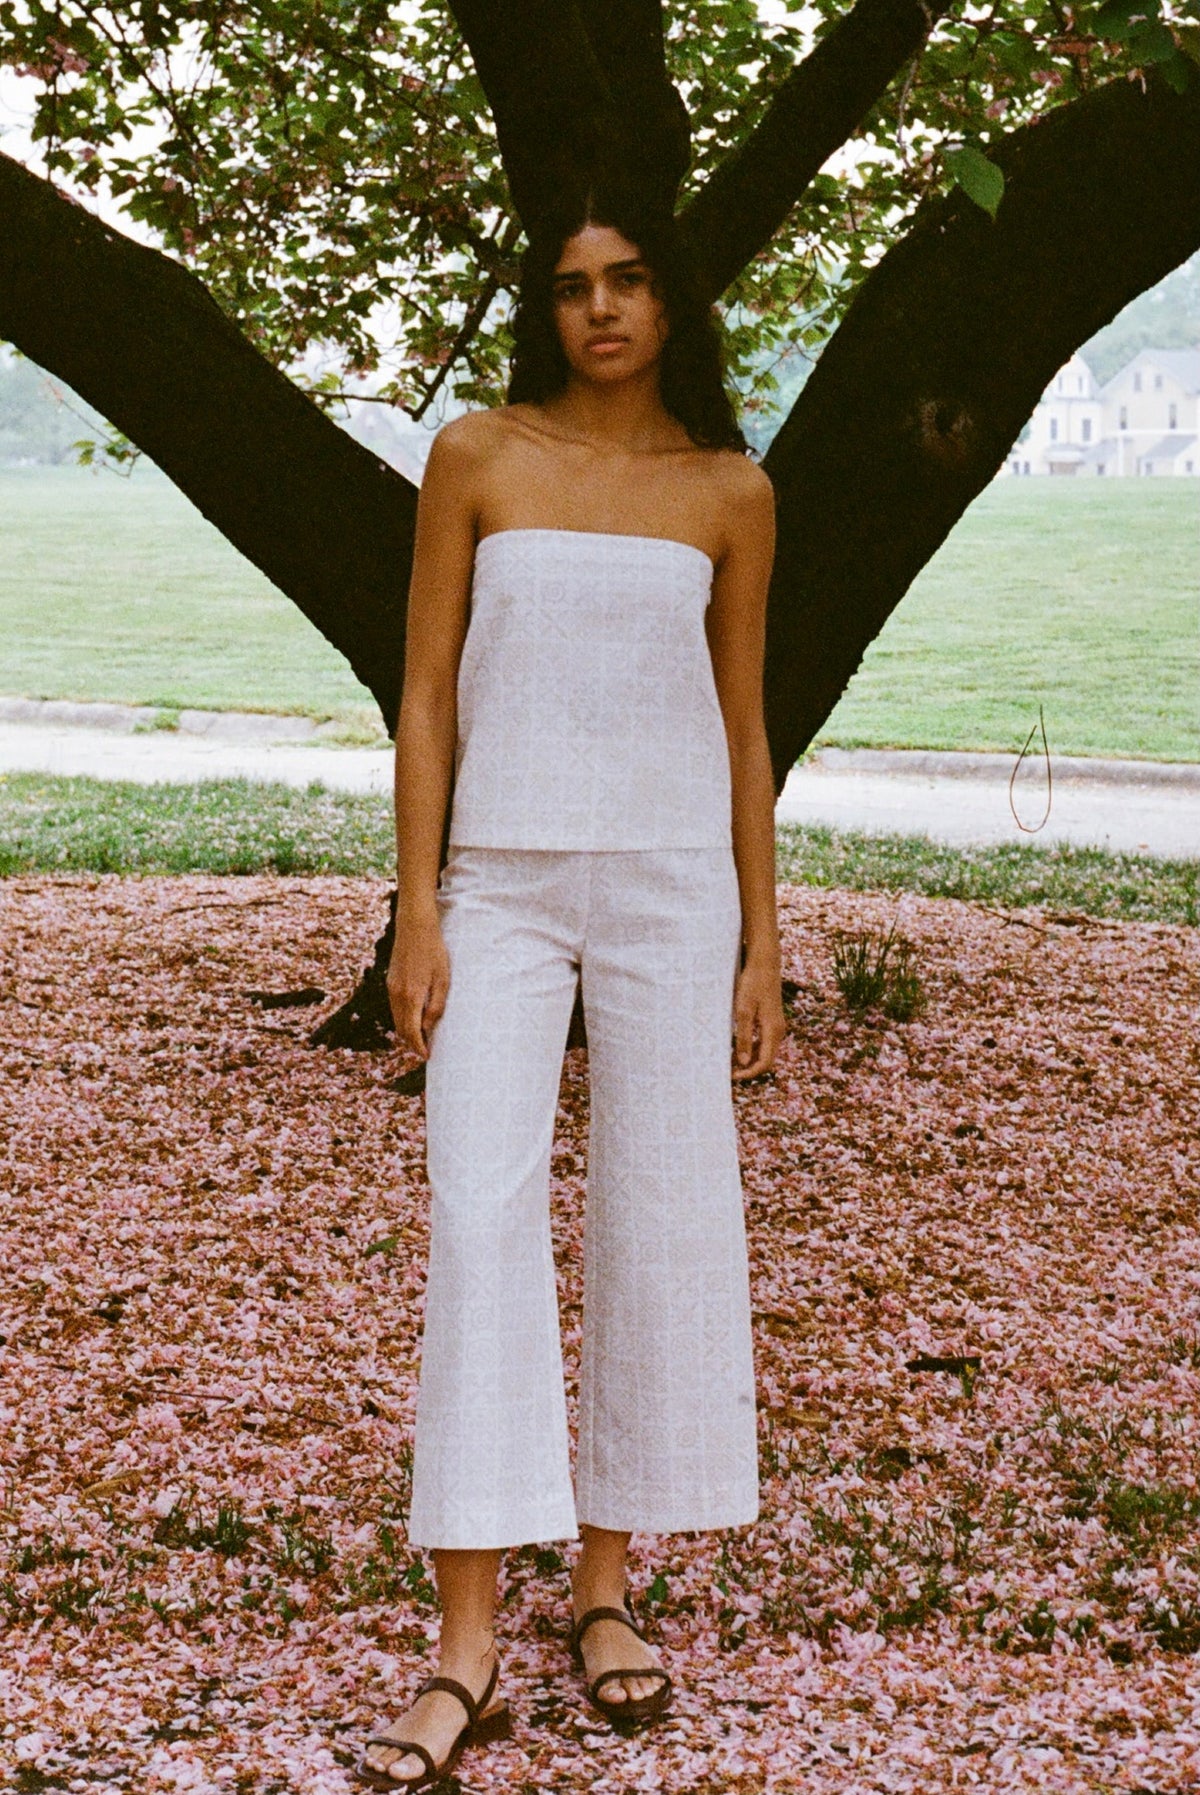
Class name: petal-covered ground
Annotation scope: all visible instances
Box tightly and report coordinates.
[1,874,1197,1794]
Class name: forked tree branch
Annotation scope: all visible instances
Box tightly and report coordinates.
[680,0,945,298]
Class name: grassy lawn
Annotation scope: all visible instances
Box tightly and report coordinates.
[0,465,379,728]
[2,771,1195,923]
[1,466,1196,759]
[817,478,1199,762]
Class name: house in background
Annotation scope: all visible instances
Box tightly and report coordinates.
[1002,346,1200,476]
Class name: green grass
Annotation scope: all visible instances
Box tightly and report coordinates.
[817,479,1199,763]
[2,773,1195,923]
[0,773,390,876]
[0,464,380,731]
[1,468,1196,760]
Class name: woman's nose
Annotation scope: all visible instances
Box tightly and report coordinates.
[588,281,618,320]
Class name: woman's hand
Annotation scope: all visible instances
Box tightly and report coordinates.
[387,909,451,1060]
[732,957,786,1081]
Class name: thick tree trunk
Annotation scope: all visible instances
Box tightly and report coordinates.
[446,0,690,226]
[2,46,1197,1050]
[0,151,415,736]
[761,71,1200,784]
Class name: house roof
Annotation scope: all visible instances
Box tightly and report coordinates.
[1102,348,1200,395]
[1139,433,1198,460]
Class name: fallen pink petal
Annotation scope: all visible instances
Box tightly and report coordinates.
[1,873,1197,1791]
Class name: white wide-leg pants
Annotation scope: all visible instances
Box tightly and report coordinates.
[405,845,759,1550]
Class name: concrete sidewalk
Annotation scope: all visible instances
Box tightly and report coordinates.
[0,697,1196,859]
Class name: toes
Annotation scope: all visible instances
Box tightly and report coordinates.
[364,1742,423,1781]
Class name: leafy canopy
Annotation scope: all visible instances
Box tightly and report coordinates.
[1,0,1195,427]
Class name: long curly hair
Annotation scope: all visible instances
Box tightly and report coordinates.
[506,185,748,454]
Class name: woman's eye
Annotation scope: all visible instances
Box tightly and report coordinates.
[618,271,645,287]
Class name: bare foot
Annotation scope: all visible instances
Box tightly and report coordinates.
[361,1647,501,1784]
[571,1584,669,1709]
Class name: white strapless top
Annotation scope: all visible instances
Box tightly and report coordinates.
[448,528,732,850]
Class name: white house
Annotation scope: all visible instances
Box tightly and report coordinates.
[1002,346,1200,477]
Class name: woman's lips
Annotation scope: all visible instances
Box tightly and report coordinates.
[587,337,628,354]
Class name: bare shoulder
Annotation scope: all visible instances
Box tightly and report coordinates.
[427,407,507,467]
[712,448,773,511]
[708,450,775,558]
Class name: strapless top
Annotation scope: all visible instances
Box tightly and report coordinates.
[447,528,732,850]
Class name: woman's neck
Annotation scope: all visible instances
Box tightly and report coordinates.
[542,368,686,455]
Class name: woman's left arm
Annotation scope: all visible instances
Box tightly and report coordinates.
[706,457,786,1082]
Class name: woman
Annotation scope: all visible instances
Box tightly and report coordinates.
[358,186,784,1789]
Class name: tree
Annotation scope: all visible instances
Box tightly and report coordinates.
[2,0,1198,1043]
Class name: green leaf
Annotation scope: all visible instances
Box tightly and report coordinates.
[944,145,1005,219]
[364,1234,397,1258]
[1092,0,1160,37]
[1159,48,1195,88]
[1125,19,1182,60]
[1177,22,1200,63]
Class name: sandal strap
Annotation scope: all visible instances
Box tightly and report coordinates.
[415,1655,499,1730]
[363,1737,437,1780]
[570,1604,645,1653]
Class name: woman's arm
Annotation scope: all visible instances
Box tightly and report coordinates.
[388,416,483,1057]
[706,457,785,1081]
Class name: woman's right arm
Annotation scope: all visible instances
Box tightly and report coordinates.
[388,417,484,1058]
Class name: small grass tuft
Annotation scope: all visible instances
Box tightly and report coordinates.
[832,922,926,1020]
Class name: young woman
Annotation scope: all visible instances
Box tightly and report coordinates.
[357,189,784,1790]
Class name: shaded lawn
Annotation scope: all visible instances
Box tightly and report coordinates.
[1,875,1197,1792]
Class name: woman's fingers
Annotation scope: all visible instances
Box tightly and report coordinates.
[734,1000,758,1070]
[386,926,450,1060]
[732,979,786,1080]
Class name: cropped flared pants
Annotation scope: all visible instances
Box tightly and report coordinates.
[405,845,760,1550]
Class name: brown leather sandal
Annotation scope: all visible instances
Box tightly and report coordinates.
[354,1656,512,1790]
[569,1601,674,1728]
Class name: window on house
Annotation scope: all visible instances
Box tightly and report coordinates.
[1098,465,1106,476]
[1023,461,1031,475]
[1169,403,1178,429]
[1134,373,1142,392]
[1187,461,1195,474]
[1082,419,1092,443]
[1050,418,1058,441]
[1119,406,1128,429]
[1154,374,1163,390]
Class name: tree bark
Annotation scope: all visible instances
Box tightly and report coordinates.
[446,0,690,226]
[3,47,1198,1050]
[0,150,416,736]
[760,70,1200,784]
[680,0,945,299]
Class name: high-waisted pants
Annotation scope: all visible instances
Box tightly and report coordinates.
[405,844,760,1550]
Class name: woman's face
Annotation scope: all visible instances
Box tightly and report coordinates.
[550,224,669,385]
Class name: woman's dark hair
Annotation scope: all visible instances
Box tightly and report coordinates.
[506,185,748,454]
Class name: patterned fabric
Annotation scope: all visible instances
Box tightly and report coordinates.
[406,846,760,1549]
[448,529,733,850]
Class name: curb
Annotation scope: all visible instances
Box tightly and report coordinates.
[0,696,328,742]
[809,747,1200,791]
